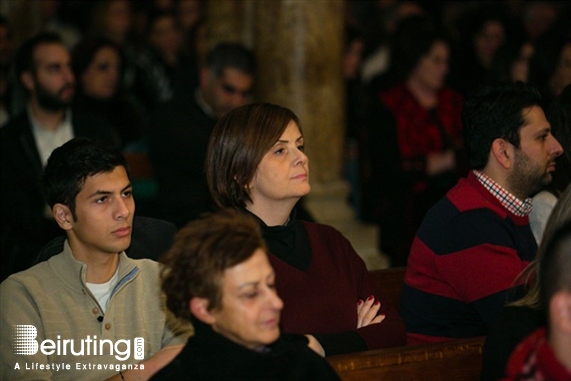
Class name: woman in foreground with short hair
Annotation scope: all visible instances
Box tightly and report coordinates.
[151,209,340,380]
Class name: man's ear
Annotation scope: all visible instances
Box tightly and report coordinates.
[550,291,571,334]
[490,138,513,169]
[52,203,73,231]
[20,71,35,92]
[190,297,216,325]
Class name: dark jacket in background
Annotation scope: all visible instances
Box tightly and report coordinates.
[148,95,217,228]
[0,108,119,282]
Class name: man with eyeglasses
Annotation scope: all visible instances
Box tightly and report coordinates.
[148,42,256,228]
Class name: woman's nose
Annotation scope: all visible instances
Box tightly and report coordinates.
[294,150,308,166]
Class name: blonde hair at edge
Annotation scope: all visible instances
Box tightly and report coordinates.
[511,184,571,309]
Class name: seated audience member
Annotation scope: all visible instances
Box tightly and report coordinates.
[490,34,534,85]
[206,103,406,356]
[175,0,205,61]
[88,0,133,48]
[365,14,465,267]
[151,209,341,380]
[86,0,146,119]
[0,15,16,127]
[0,138,191,381]
[148,42,256,227]
[401,82,564,345]
[481,184,571,380]
[502,220,571,380]
[130,9,197,113]
[447,4,511,98]
[0,32,119,282]
[528,26,571,110]
[529,84,571,244]
[71,36,146,150]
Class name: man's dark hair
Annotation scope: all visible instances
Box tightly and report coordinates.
[42,138,129,219]
[462,81,543,169]
[15,32,64,87]
[206,42,256,78]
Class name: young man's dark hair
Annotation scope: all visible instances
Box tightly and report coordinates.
[42,137,129,219]
[462,81,543,169]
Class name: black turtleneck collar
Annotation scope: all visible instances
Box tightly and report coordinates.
[152,319,341,381]
[244,208,312,271]
[165,320,307,378]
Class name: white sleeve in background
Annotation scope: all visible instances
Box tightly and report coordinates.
[529,191,558,245]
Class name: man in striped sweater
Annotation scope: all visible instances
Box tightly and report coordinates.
[401,82,564,345]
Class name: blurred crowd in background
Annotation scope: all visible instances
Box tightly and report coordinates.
[0,0,570,268]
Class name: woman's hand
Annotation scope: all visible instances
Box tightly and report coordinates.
[305,334,326,357]
[303,297,387,357]
[357,296,386,328]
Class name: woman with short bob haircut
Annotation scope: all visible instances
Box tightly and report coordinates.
[206,103,406,356]
[153,209,340,380]
[207,103,301,210]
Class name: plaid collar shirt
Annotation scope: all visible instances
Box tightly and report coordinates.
[473,170,533,217]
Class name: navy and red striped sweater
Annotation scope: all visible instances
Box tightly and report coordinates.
[400,171,537,345]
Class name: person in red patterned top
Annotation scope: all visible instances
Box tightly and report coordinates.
[502,221,571,381]
[364,14,466,266]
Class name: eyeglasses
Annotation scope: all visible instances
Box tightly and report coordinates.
[220,83,252,98]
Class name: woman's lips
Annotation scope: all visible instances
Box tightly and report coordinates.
[261,317,280,328]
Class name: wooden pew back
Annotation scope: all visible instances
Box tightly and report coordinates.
[327,336,485,381]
